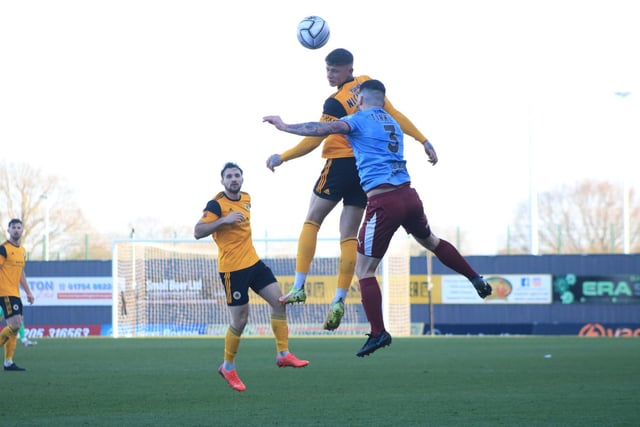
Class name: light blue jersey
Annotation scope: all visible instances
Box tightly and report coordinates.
[340,107,410,192]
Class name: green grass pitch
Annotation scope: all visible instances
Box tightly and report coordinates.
[7,336,640,426]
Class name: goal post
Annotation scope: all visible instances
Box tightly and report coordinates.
[381,234,411,337]
[112,237,411,338]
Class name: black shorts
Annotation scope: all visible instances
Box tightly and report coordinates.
[0,296,23,319]
[312,157,367,208]
[218,260,278,306]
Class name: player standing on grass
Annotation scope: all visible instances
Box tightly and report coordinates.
[266,48,435,332]
[264,79,492,357]
[0,219,35,371]
[194,162,309,392]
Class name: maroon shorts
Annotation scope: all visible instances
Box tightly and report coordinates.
[357,185,431,258]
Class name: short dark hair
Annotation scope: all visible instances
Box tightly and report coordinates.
[325,48,353,66]
[360,79,386,95]
[220,162,243,177]
[8,218,22,227]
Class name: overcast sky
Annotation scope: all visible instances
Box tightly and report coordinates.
[1,0,638,254]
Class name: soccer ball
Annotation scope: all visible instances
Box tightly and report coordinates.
[296,16,330,50]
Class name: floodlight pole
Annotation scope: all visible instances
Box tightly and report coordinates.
[527,103,539,255]
[614,91,631,254]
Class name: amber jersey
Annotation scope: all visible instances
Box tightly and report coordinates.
[0,241,26,297]
[281,75,429,161]
[199,191,260,273]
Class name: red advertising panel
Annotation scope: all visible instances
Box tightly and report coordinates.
[1,325,106,338]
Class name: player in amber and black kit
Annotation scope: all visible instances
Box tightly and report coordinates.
[194,162,308,392]
[0,219,35,371]
[266,48,438,332]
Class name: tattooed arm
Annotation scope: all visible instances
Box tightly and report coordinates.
[263,115,350,137]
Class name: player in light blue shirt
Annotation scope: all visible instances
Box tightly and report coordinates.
[264,79,492,357]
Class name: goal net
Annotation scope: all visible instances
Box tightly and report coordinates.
[112,236,410,337]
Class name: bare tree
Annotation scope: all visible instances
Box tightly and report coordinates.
[502,180,639,254]
[0,161,109,260]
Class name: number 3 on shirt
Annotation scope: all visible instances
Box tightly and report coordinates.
[384,124,400,153]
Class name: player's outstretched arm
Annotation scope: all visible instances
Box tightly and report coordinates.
[266,111,345,168]
[265,134,325,172]
[279,136,325,162]
[263,116,350,137]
